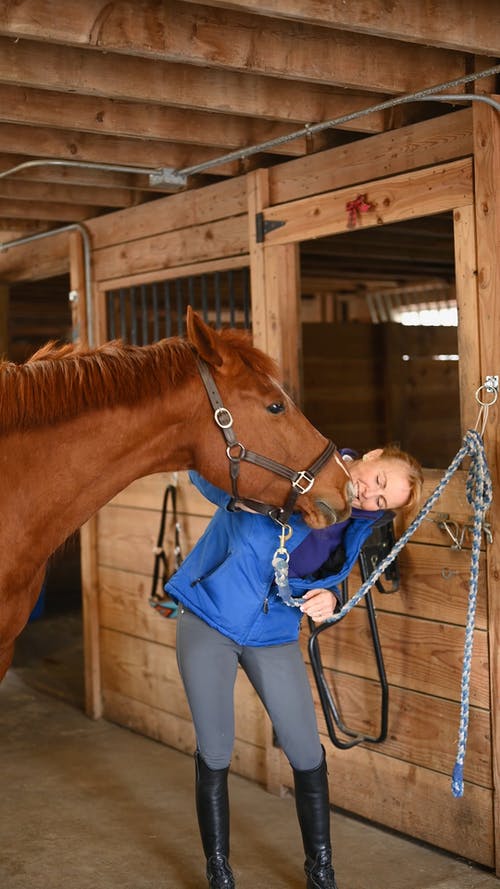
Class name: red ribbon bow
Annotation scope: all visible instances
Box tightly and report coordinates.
[346,194,373,228]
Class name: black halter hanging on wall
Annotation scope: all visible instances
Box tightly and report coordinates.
[149,483,183,619]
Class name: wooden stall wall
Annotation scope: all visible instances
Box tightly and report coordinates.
[302,322,461,466]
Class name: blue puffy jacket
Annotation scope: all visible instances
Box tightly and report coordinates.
[165,471,383,646]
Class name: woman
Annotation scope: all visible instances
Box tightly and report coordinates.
[165,445,423,889]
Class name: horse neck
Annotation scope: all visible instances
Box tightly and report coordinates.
[2,391,195,568]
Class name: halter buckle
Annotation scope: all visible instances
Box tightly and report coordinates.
[292,470,315,494]
[214,407,233,429]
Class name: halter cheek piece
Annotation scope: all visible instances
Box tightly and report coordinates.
[196,355,339,525]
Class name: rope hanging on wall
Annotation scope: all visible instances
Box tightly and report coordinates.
[273,380,496,797]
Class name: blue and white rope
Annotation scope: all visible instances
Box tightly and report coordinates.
[274,429,492,797]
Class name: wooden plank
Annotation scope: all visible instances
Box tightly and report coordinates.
[0,1,467,93]
[108,472,215,517]
[262,244,302,402]
[269,109,473,206]
[100,627,191,720]
[97,504,210,575]
[0,172,136,208]
[304,665,492,788]
[99,566,178,646]
[262,159,473,247]
[181,0,500,55]
[247,168,271,355]
[97,255,249,292]
[93,215,248,283]
[0,197,96,222]
[299,610,489,708]
[473,97,500,876]
[100,627,269,750]
[88,176,247,250]
[102,688,267,784]
[0,82,312,158]
[80,517,102,719]
[0,283,9,358]
[345,545,488,630]
[69,229,87,346]
[0,121,238,177]
[0,35,385,132]
[454,203,483,433]
[276,744,494,867]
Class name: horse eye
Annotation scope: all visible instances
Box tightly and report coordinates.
[267,401,285,415]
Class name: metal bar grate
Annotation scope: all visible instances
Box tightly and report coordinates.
[105,267,251,344]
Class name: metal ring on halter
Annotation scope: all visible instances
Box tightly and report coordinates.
[214,407,233,428]
[226,442,246,461]
[475,384,498,407]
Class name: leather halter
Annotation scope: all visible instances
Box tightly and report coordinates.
[196,355,340,525]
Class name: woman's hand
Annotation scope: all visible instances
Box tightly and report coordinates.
[299,588,337,623]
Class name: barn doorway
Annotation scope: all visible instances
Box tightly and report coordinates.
[300,212,460,469]
[9,274,84,708]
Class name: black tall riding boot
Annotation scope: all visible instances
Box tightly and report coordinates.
[195,752,236,889]
[293,752,339,889]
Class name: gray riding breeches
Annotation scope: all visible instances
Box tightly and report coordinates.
[176,606,323,771]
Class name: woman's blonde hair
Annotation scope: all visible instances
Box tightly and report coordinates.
[378,443,424,513]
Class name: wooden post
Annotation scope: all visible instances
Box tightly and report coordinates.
[68,231,86,347]
[247,169,302,403]
[0,283,9,358]
[473,97,500,876]
[453,204,482,432]
[69,229,102,717]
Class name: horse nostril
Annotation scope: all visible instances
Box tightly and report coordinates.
[346,480,355,503]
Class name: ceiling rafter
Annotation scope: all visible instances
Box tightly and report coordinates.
[0,0,497,254]
[0,84,329,158]
[0,0,469,93]
[180,0,500,56]
[0,37,387,130]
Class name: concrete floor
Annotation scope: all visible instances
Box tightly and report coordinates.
[1,617,499,889]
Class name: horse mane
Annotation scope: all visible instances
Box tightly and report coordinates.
[0,328,277,433]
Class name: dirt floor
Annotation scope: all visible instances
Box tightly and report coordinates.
[1,614,498,889]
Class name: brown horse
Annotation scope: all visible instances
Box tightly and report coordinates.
[0,308,352,680]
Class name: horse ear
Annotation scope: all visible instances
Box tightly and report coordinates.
[186,306,223,367]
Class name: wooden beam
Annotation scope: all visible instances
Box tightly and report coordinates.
[0,153,164,193]
[473,97,500,877]
[0,229,70,282]
[269,109,474,206]
[181,0,500,56]
[0,175,141,208]
[0,198,98,222]
[0,1,469,94]
[0,122,239,177]
[0,282,9,358]
[0,37,386,132]
[262,158,473,246]
[0,83,323,158]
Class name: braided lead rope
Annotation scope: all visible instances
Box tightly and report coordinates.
[320,428,491,797]
[271,430,491,794]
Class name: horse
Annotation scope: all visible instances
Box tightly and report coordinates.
[0,307,353,680]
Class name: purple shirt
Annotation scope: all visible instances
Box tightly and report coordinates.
[288,508,374,578]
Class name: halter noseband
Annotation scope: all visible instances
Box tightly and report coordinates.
[196,355,340,525]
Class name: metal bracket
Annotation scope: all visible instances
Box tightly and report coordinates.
[485,375,499,394]
[149,168,188,187]
[255,212,286,243]
[427,511,492,549]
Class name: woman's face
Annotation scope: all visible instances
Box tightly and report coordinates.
[349,449,411,511]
